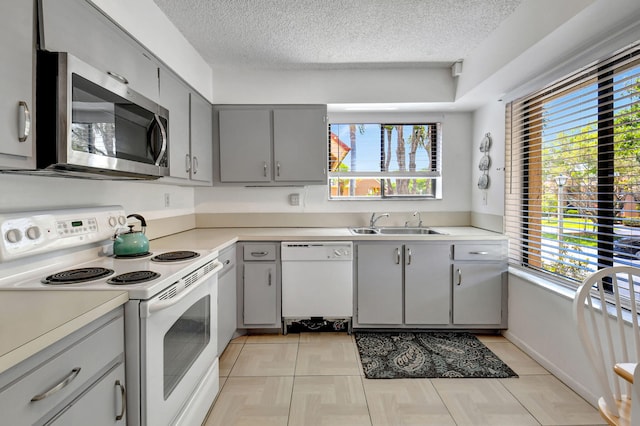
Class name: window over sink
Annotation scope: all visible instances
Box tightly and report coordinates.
[327,122,442,200]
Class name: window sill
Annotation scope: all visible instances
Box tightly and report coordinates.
[508,265,577,302]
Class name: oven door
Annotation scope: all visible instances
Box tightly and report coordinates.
[139,263,220,426]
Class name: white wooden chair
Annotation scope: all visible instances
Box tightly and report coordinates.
[573,266,640,426]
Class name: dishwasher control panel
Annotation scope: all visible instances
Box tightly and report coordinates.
[281,242,353,261]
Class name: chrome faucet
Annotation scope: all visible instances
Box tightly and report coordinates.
[405,211,423,227]
[370,212,390,228]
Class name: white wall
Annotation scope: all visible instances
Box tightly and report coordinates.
[471,101,506,217]
[195,112,472,215]
[0,174,194,220]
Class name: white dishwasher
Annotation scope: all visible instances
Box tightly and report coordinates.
[281,242,353,332]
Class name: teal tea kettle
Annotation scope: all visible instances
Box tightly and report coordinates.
[113,214,149,256]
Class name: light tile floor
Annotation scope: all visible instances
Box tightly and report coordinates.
[204,332,605,426]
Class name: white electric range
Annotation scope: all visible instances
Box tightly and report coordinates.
[0,206,222,426]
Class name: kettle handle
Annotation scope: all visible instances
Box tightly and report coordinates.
[126,214,147,233]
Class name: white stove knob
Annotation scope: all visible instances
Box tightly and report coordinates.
[118,215,127,226]
[26,226,41,240]
[5,228,22,243]
[108,216,117,227]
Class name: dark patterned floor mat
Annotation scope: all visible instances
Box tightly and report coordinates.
[355,331,518,379]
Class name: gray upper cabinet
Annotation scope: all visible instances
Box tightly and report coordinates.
[39,0,160,103]
[0,0,35,168]
[273,108,327,182]
[189,92,213,184]
[218,108,273,183]
[160,69,190,180]
[160,69,213,185]
[216,105,327,185]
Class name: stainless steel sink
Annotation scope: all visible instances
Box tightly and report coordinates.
[349,227,444,235]
[377,227,443,235]
[349,227,379,235]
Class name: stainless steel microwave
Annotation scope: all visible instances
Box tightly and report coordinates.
[35,51,169,179]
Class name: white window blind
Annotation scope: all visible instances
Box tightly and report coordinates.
[506,42,640,298]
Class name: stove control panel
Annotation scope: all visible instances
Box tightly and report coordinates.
[0,206,126,262]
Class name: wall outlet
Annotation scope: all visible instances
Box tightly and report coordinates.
[164,193,170,207]
[288,193,300,206]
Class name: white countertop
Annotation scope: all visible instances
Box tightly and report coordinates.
[150,226,506,252]
[0,290,128,374]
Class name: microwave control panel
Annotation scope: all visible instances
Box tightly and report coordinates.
[0,206,126,262]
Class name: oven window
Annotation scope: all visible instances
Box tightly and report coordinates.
[163,295,210,400]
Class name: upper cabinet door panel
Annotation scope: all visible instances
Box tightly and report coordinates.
[159,69,190,179]
[0,0,33,159]
[273,107,327,182]
[218,109,271,182]
[40,0,160,103]
[190,92,213,184]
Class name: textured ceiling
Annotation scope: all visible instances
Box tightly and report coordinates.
[152,0,524,70]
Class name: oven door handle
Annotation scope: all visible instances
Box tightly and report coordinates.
[143,260,223,316]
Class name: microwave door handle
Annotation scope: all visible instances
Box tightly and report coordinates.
[153,114,167,166]
[142,260,223,317]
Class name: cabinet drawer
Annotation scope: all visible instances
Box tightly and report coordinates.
[0,315,124,425]
[243,244,277,261]
[453,243,505,261]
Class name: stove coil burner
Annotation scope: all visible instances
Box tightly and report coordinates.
[43,267,114,285]
[113,252,152,259]
[107,271,160,285]
[151,250,200,262]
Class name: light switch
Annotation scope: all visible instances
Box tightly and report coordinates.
[289,193,300,206]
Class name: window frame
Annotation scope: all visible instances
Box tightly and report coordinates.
[506,42,640,302]
[327,122,443,200]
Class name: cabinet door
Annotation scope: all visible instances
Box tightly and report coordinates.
[452,262,504,325]
[219,109,272,182]
[190,92,213,184]
[356,244,403,325]
[273,107,327,182]
[217,250,237,356]
[0,0,34,160]
[404,244,451,325]
[40,0,160,103]
[160,69,190,179]
[243,263,278,325]
[48,363,126,426]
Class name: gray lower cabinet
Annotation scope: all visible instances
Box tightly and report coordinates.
[0,308,126,425]
[237,243,281,328]
[355,242,451,327]
[451,242,508,327]
[0,0,34,168]
[217,245,237,355]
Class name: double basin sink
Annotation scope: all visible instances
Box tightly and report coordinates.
[349,227,445,235]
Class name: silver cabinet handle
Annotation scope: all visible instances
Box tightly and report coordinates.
[268,270,272,286]
[185,154,191,173]
[251,251,268,257]
[263,162,268,177]
[31,367,81,401]
[469,251,489,255]
[18,101,31,142]
[457,268,462,285]
[153,114,167,166]
[407,248,412,265]
[276,162,281,177]
[395,247,400,264]
[115,379,126,421]
[193,156,199,175]
[107,70,129,85]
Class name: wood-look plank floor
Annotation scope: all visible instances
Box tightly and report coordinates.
[205,333,605,426]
